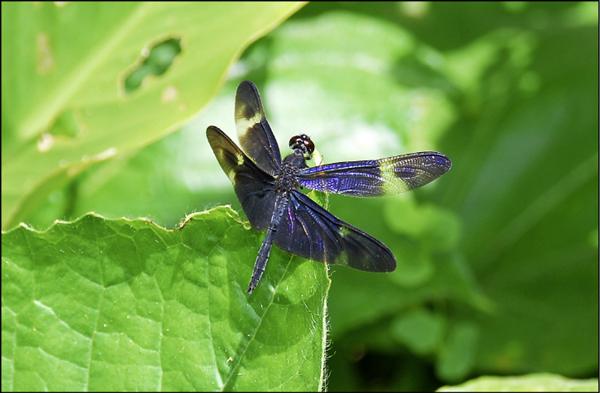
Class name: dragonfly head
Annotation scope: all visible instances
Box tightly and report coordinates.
[289,134,314,159]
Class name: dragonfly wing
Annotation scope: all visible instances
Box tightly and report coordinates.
[207,126,277,230]
[235,80,282,175]
[272,190,396,272]
[297,152,451,196]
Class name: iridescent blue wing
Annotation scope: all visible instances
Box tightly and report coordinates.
[296,152,451,196]
[235,80,282,176]
[206,126,276,230]
[273,190,396,272]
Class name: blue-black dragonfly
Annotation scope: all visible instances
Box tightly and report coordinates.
[207,81,451,294]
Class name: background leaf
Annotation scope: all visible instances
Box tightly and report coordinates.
[1,1,304,229]
[438,373,599,392]
[1,208,330,391]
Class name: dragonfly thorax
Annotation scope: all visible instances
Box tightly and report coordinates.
[274,166,300,192]
[275,152,306,191]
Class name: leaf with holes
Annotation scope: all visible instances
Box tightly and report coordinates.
[1,2,304,229]
[1,206,330,391]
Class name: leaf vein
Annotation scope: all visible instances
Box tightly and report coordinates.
[221,252,296,391]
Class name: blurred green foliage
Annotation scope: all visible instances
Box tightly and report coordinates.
[2,2,598,392]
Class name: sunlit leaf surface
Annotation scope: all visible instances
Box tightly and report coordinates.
[1,207,329,391]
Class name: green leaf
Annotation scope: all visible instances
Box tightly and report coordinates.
[436,321,479,382]
[438,373,599,392]
[1,207,330,391]
[391,308,445,355]
[384,197,461,254]
[1,2,304,229]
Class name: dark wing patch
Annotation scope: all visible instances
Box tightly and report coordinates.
[206,126,276,230]
[272,190,396,272]
[296,152,451,196]
[235,80,282,175]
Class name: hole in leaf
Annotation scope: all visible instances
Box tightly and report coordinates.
[48,110,81,139]
[124,37,182,94]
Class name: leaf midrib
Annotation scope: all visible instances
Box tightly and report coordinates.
[220,253,295,391]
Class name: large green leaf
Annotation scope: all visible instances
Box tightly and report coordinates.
[1,207,330,391]
[1,2,304,229]
[438,373,598,392]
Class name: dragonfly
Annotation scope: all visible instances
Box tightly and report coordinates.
[207,81,452,294]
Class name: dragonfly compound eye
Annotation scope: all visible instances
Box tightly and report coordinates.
[289,135,304,149]
[303,135,315,154]
[290,134,315,156]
